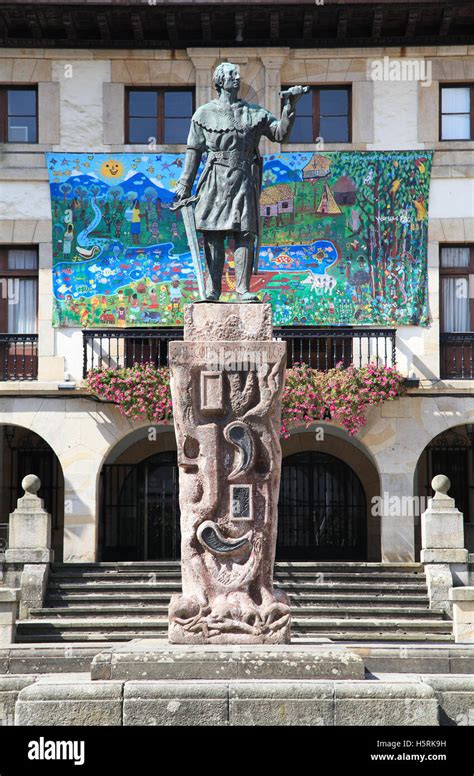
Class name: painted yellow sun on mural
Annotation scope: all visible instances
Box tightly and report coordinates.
[100,159,125,179]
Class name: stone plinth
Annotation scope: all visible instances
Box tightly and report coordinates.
[15,676,123,726]
[450,587,474,643]
[90,640,364,681]
[15,674,439,727]
[5,475,53,565]
[168,303,289,644]
[420,475,468,570]
[0,589,20,646]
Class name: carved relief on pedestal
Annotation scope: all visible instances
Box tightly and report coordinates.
[168,303,290,644]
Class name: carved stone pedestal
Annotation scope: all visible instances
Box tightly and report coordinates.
[168,303,290,644]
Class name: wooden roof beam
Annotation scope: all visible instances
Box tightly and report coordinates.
[303,9,313,41]
[270,10,279,42]
[62,12,76,40]
[166,10,178,45]
[25,10,42,39]
[235,10,244,43]
[440,5,454,36]
[405,7,419,38]
[131,13,144,42]
[337,8,351,39]
[97,13,111,42]
[201,11,211,42]
[372,6,384,39]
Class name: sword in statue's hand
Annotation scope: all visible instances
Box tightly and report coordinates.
[170,194,206,301]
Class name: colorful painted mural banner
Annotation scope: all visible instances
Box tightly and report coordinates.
[46,151,433,328]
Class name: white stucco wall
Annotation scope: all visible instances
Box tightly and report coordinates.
[370,80,424,151]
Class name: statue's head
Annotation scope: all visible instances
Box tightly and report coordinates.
[213,62,241,95]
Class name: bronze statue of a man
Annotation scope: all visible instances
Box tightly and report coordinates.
[175,62,306,302]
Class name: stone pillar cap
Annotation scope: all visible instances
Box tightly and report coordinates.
[432,474,450,498]
[22,475,41,495]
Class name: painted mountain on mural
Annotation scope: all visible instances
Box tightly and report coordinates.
[46,151,433,327]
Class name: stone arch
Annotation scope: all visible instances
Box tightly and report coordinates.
[281,426,381,560]
[0,423,65,560]
[97,425,178,561]
[415,421,474,554]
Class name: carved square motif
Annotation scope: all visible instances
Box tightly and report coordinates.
[200,371,224,412]
[231,484,252,521]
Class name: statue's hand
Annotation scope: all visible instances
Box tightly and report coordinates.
[175,181,191,201]
[285,85,308,111]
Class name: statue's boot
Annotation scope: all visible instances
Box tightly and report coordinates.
[234,232,259,302]
[203,233,225,301]
[237,291,260,303]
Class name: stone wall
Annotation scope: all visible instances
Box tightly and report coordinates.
[0,46,473,383]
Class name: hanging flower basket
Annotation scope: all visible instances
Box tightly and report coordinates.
[86,361,405,436]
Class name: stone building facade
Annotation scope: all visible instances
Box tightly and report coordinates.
[1,10,474,566]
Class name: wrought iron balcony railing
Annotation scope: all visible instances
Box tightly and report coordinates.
[440,332,474,380]
[83,327,397,378]
[0,334,38,381]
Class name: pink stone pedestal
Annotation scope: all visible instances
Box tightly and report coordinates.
[168,303,290,644]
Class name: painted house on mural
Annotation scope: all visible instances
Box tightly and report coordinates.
[0,0,474,645]
[260,183,295,219]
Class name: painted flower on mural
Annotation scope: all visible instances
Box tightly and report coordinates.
[86,361,405,436]
[281,362,406,437]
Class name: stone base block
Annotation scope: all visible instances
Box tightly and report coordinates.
[15,676,123,726]
[124,681,228,726]
[230,681,334,725]
[450,587,474,643]
[0,676,36,726]
[13,675,440,726]
[184,301,273,341]
[333,681,438,726]
[225,680,438,726]
[421,549,469,564]
[425,676,474,726]
[5,549,53,564]
[91,639,364,682]
[19,563,49,619]
[0,589,20,646]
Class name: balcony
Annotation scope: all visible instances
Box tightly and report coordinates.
[441,333,474,380]
[0,334,38,381]
[82,327,397,378]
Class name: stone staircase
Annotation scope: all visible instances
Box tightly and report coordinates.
[15,561,454,643]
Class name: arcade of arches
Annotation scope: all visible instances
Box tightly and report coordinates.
[0,421,473,563]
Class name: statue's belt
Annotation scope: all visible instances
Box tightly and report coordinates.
[207,150,256,172]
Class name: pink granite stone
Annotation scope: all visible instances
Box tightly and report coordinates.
[168,303,290,644]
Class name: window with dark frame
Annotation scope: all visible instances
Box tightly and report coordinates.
[440,85,474,141]
[440,246,474,380]
[0,87,38,143]
[126,88,194,145]
[0,248,38,334]
[284,86,351,144]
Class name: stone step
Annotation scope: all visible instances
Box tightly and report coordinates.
[14,633,454,644]
[17,616,450,632]
[28,605,442,619]
[15,627,453,644]
[48,580,426,595]
[291,618,451,632]
[51,562,424,571]
[47,571,426,584]
[293,632,454,642]
[44,592,430,605]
